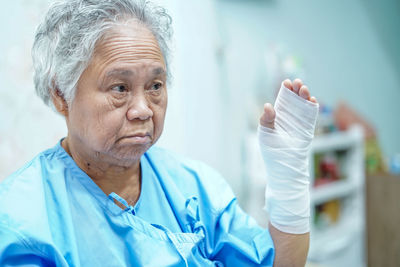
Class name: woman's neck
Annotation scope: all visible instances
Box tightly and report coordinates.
[62,137,142,207]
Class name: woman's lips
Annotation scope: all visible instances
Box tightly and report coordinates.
[121,133,151,144]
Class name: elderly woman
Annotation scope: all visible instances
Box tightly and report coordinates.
[0,0,319,266]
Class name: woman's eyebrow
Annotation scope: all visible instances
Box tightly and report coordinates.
[152,67,166,76]
[105,69,134,78]
[105,68,165,78]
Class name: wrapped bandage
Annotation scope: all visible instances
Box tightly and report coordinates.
[258,83,319,234]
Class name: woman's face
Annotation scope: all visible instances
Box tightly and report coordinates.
[65,21,167,166]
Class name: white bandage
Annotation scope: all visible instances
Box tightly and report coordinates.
[258,83,319,234]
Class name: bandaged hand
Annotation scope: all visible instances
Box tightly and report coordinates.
[258,79,319,234]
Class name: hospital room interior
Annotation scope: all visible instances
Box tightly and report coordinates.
[0,0,399,266]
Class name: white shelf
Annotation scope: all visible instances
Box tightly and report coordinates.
[311,180,357,205]
[311,126,363,153]
[309,215,364,261]
[309,126,365,267]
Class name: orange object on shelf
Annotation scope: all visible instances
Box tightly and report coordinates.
[334,101,376,139]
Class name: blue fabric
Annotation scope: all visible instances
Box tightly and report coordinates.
[0,141,274,266]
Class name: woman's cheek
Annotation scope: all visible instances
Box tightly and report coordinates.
[153,107,167,140]
[91,111,122,149]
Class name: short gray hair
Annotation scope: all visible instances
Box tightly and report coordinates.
[32,0,172,108]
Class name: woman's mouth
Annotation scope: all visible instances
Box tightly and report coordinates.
[120,133,151,144]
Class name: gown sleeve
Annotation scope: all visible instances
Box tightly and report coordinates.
[209,198,275,266]
[193,162,275,266]
[0,225,56,267]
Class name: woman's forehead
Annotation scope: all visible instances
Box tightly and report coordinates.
[93,22,165,65]
[88,22,166,77]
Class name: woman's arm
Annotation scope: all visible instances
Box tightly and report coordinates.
[269,223,309,267]
[259,78,318,266]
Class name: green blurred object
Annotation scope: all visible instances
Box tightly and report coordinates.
[365,138,386,175]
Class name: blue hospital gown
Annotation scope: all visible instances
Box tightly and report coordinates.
[0,141,274,266]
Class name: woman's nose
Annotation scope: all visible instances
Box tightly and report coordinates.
[126,94,153,121]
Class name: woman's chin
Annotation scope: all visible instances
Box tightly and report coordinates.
[107,144,152,165]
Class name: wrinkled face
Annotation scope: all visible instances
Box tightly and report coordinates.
[66,21,167,165]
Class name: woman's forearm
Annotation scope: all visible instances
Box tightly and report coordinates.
[269,223,310,267]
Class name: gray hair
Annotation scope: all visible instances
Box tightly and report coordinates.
[32,0,172,108]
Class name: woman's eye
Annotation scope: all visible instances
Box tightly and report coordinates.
[111,85,128,93]
[151,82,163,91]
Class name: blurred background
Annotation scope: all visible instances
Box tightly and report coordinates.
[0,0,399,266]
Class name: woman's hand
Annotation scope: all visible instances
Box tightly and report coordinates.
[260,79,317,129]
[258,78,319,267]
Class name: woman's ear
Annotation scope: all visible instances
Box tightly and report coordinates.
[51,89,69,117]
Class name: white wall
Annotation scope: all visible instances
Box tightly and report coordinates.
[156,0,226,172]
[0,0,66,178]
[215,0,400,160]
[144,0,246,197]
